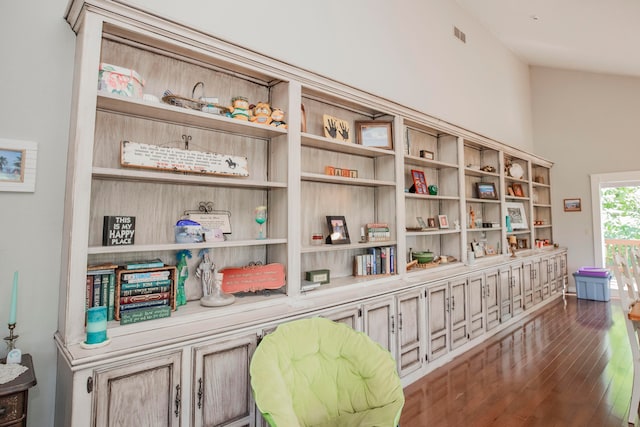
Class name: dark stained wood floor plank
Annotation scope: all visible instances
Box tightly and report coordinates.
[400,295,636,427]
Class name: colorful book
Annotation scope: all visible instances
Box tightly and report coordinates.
[120,279,172,291]
[119,299,169,311]
[120,285,171,296]
[101,274,109,309]
[120,292,171,305]
[121,270,171,283]
[119,305,171,325]
[124,258,164,270]
[92,275,102,306]
[107,273,116,321]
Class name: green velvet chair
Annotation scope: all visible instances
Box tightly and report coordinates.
[250,317,405,427]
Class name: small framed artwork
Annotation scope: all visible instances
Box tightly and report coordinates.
[326,215,351,244]
[476,182,498,200]
[505,202,528,230]
[512,183,525,197]
[485,245,496,256]
[507,186,515,196]
[355,121,393,150]
[427,217,437,228]
[438,214,449,229]
[322,114,351,142]
[416,217,428,229]
[0,138,38,192]
[471,241,485,258]
[411,169,428,194]
[563,198,581,212]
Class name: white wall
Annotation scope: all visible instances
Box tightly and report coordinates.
[0,1,75,426]
[0,1,535,426]
[531,66,640,288]
[127,0,534,150]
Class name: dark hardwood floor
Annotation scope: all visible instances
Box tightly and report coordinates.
[400,295,636,427]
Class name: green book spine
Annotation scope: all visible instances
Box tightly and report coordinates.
[120,305,171,325]
[120,285,171,297]
[107,272,115,321]
[120,279,172,291]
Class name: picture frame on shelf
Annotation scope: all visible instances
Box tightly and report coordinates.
[438,214,449,229]
[505,202,528,229]
[322,114,351,142]
[355,121,393,150]
[410,169,428,194]
[563,198,581,212]
[476,182,498,200]
[471,241,485,258]
[512,183,525,197]
[427,217,437,228]
[507,186,515,196]
[416,217,428,229]
[326,215,351,244]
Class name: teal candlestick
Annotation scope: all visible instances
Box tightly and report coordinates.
[9,271,18,324]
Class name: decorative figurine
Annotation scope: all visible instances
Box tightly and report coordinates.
[469,206,476,229]
[196,249,235,307]
[270,108,288,129]
[175,249,191,306]
[250,102,272,125]
[227,96,251,121]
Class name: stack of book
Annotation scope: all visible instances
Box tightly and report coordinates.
[366,223,391,242]
[353,246,396,277]
[86,263,118,321]
[115,265,177,325]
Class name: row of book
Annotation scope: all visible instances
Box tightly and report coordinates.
[86,259,175,325]
[365,223,391,242]
[353,246,396,276]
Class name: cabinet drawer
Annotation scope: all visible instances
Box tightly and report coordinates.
[0,392,25,426]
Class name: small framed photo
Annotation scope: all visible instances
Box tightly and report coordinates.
[411,169,428,194]
[470,241,485,258]
[507,186,515,196]
[476,182,497,200]
[512,183,525,197]
[485,245,496,256]
[416,217,428,229]
[326,215,350,244]
[438,214,449,229]
[427,217,437,228]
[505,202,528,230]
[563,198,581,212]
[355,121,393,150]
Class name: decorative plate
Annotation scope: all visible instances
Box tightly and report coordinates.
[508,163,524,179]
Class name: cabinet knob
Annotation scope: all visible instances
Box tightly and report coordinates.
[198,378,203,409]
[175,384,181,417]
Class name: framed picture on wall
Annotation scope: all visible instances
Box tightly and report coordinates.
[563,198,581,212]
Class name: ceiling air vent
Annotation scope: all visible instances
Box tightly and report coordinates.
[453,26,466,43]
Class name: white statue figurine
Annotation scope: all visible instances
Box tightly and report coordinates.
[197,251,235,307]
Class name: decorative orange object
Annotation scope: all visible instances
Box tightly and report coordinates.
[250,101,272,125]
[221,263,285,294]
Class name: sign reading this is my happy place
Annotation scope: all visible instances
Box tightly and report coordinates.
[121,141,249,177]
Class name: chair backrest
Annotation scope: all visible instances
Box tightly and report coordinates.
[629,246,640,290]
[250,317,404,427]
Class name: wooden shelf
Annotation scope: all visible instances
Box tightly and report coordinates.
[301,133,395,158]
[88,238,288,254]
[301,172,396,187]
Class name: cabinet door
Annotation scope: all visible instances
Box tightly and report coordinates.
[192,334,257,427]
[320,305,362,331]
[498,266,512,322]
[363,297,395,353]
[468,273,485,339]
[394,289,423,377]
[94,351,182,427]
[449,278,469,350]
[485,270,500,331]
[522,261,534,309]
[532,259,543,304]
[426,282,449,361]
[511,263,524,316]
[539,257,551,300]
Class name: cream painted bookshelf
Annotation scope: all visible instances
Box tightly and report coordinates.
[57,1,560,426]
